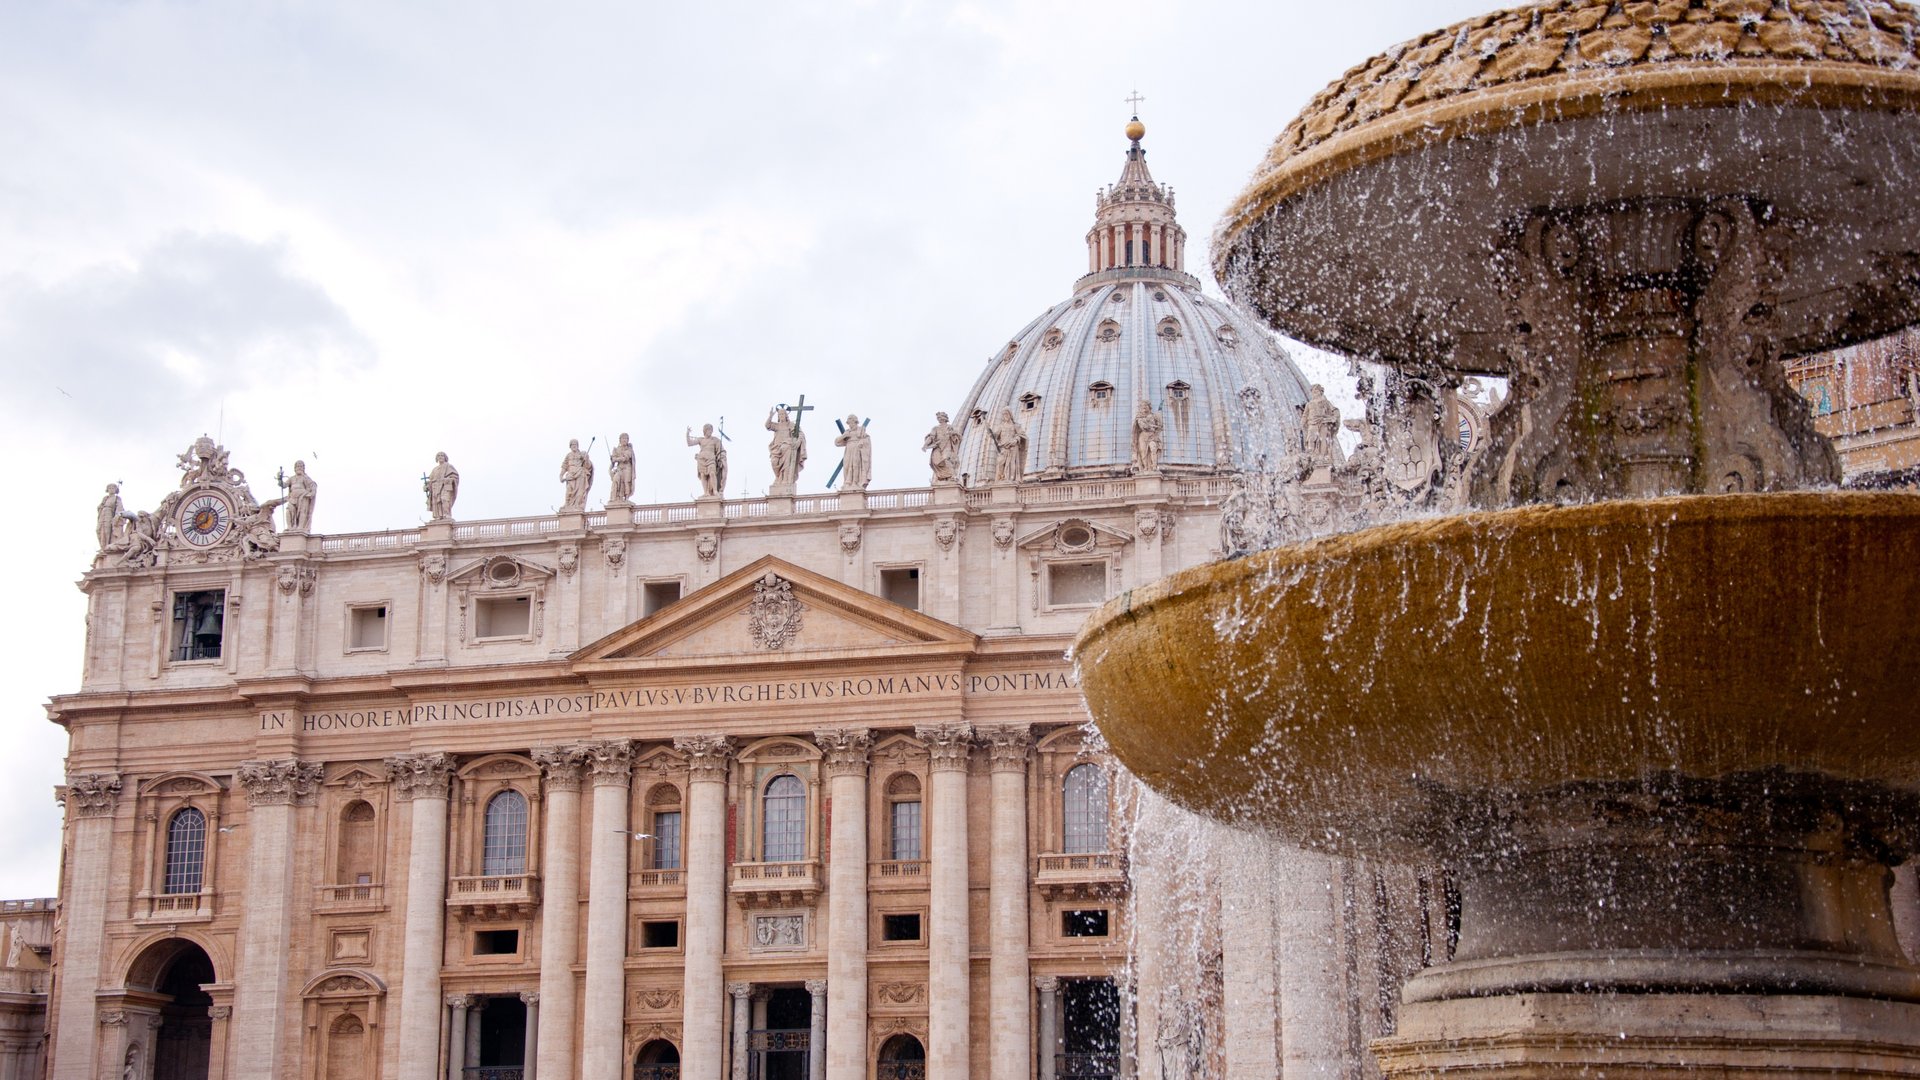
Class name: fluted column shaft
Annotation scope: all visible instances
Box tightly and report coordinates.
[918,724,973,1080]
[389,753,457,1080]
[232,759,323,1076]
[533,747,587,1080]
[680,736,736,1080]
[50,774,120,1080]
[981,729,1031,1080]
[583,740,636,1080]
[816,730,871,1080]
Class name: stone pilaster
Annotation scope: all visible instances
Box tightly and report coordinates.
[582,740,636,1080]
[815,729,869,1080]
[1221,836,1279,1080]
[917,723,973,1080]
[533,745,588,1080]
[1275,846,1343,1080]
[50,773,120,1080]
[980,727,1031,1080]
[1034,976,1059,1080]
[805,979,828,1080]
[387,752,456,1080]
[231,759,323,1078]
[680,736,737,1080]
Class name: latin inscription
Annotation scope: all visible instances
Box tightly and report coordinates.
[259,669,1077,732]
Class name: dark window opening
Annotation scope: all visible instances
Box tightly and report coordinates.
[171,589,225,661]
[643,581,683,616]
[1060,978,1122,1079]
[474,929,520,955]
[880,567,920,611]
[477,994,527,1068]
[642,920,680,949]
[882,913,922,942]
[1063,909,1109,937]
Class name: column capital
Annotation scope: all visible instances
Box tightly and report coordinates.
[59,772,122,818]
[532,745,589,791]
[727,982,752,1000]
[208,1005,233,1020]
[387,753,456,801]
[915,723,974,771]
[445,993,476,1009]
[813,729,871,777]
[235,759,325,805]
[803,978,828,995]
[520,990,540,1005]
[1033,975,1060,993]
[676,735,737,781]
[97,1009,128,1027]
[977,726,1032,772]
[583,739,636,786]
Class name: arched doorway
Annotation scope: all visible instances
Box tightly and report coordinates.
[877,1033,926,1080]
[634,1037,680,1080]
[124,938,216,1080]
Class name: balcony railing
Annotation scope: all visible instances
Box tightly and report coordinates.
[317,883,385,909]
[462,1068,524,1080]
[1034,851,1125,899]
[138,891,212,921]
[877,1066,926,1080]
[446,874,540,917]
[729,860,821,906]
[630,868,685,895]
[633,1067,680,1080]
[747,1029,810,1052]
[871,859,928,887]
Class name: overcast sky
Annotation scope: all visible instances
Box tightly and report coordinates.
[0,0,1496,896]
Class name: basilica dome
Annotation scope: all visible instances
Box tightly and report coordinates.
[954,120,1312,483]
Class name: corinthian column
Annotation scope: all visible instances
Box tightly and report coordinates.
[916,723,973,1080]
[979,728,1031,1080]
[387,753,457,1080]
[533,746,588,1080]
[582,740,636,1080]
[231,759,324,1077]
[678,735,736,1080]
[50,773,121,1080]
[814,729,871,1080]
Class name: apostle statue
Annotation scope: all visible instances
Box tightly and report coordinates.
[559,439,594,510]
[687,424,728,497]
[834,414,872,491]
[923,411,961,483]
[425,452,460,520]
[608,433,636,505]
[1301,384,1346,470]
[1131,400,1164,473]
[279,460,317,531]
[989,407,1027,484]
[766,406,807,487]
[96,483,124,550]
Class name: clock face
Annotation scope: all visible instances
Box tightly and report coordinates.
[179,493,233,547]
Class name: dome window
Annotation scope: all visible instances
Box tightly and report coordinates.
[1216,325,1239,349]
[1088,380,1115,404]
[1239,386,1263,409]
[1019,392,1042,412]
[1042,329,1065,351]
[1000,342,1019,364]
[1109,290,1126,303]
[1158,318,1182,340]
[1166,380,1192,402]
[1096,320,1122,343]
[1153,290,1169,302]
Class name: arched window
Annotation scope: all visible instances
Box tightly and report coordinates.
[878,1033,926,1080]
[762,775,805,862]
[337,800,378,885]
[163,807,206,894]
[887,774,923,862]
[482,790,529,876]
[1062,764,1109,855]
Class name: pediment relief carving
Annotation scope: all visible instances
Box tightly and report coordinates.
[324,765,386,791]
[447,554,556,591]
[137,772,222,797]
[871,733,926,766]
[738,737,821,764]
[301,968,386,998]
[1015,517,1132,554]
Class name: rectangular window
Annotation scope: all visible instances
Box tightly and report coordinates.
[474,929,520,955]
[171,589,226,662]
[643,580,683,616]
[882,913,922,942]
[1048,561,1108,607]
[651,810,683,870]
[880,567,921,611]
[348,604,388,650]
[1063,909,1110,937]
[890,800,922,861]
[641,920,680,949]
[474,595,531,638]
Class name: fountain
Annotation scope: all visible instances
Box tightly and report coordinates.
[1076,2,1920,1075]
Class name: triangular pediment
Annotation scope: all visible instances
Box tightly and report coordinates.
[572,556,975,668]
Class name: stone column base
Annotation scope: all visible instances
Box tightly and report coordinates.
[1374,993,1920,1079]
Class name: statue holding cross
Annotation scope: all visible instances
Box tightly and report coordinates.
[765,397,811,491]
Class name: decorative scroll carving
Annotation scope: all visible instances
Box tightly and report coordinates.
[532,745,589,791]
[992,518,1015,550]
[813,729,872,777]
[838,523,862,555]
[752,914,806,950]
[583,740,636,785]
[420,554,447,585]
[675,735,736,782]
[637,988,681,1011]
[696,533,718,563]
[977,727,1031,772]
[874,982,926,1005]
[933,516,963,552]
[384,753,455,802]
[275,564,316,596]
[915,724,973,771]
[603,539,627,571]
[557,545,579,578]
[61,773,123,818]
[236,759,324,805]
[748,573,805,651]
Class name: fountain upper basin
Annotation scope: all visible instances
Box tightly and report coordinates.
[1074,491,1920,859]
